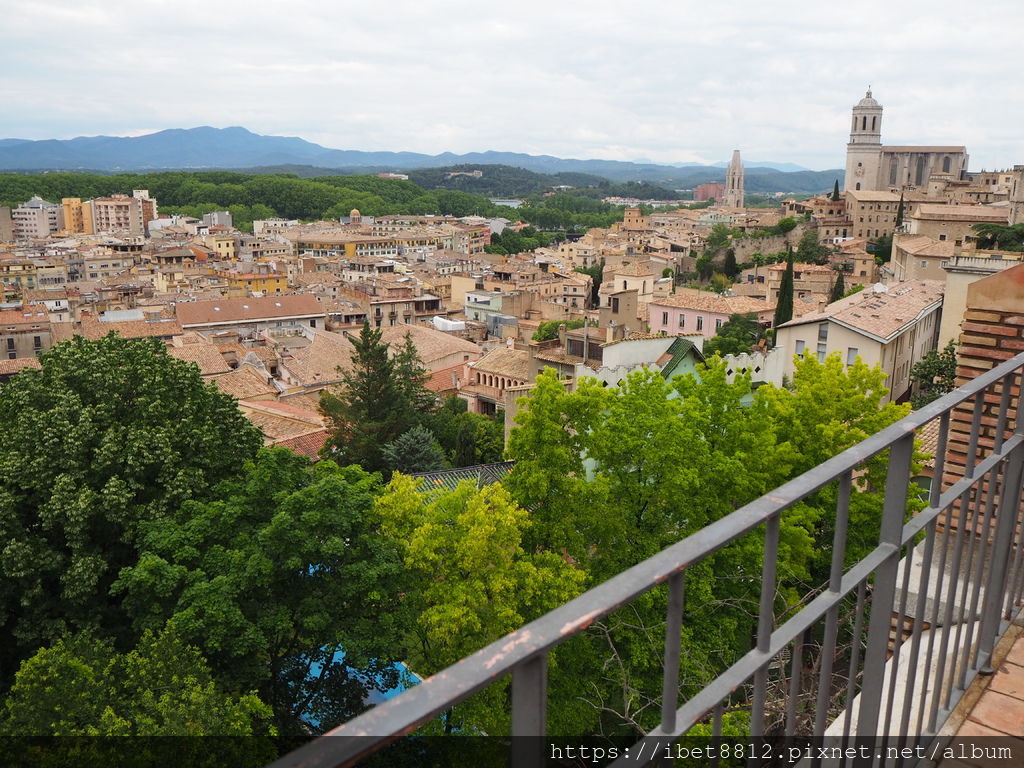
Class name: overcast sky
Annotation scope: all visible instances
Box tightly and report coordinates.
[2,0,1020,171]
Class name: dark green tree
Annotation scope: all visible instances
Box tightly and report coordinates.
[910,340,959,408]
[895,193,905,228]
[114,449,408,741]
[796,228,830,264]
[425,395,505,467]
[773,252,795,329]
[704,313,762,357]
[831,179,841,201]
[723,248,739,279]
[829,269,846,303]
[0,335,262,679]
[381,425,450,473]
[320,321,419,472]
[972,222,1024,251]
[573,258,605,308]
[532,318,585,342]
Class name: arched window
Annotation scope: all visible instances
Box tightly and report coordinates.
[889,158,898,185]
[862,116,867,130]
[856,182,861,190]
[871,116,877,131]
[942,156,951,173]
[915,156,926,186]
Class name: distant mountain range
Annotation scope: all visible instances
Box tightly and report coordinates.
[0,127,843,194]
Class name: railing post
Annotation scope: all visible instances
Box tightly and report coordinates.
[512,653,548,768]
[856,432,914,739]
[977,446,1024,673]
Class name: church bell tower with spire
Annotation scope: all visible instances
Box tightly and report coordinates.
[723,149,744,208]
[844,88,883,192]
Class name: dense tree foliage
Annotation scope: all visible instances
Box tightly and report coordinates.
[910,340,959,408]
[424,395,505,468]
[973,222,1024,251]
[0,335,262,679]
[500,354,921,739]
[484,225,553,254]
[115,449,407,741]
[376,476,584,733]
[704,312,762,356]
[320,323,422,473]
[532,317,586,341]
[0,171,517,231]
[381,425,450,473]
[1,629,272,738]
[829,269,846,303]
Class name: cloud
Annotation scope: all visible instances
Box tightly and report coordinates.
[1,0,1021,170]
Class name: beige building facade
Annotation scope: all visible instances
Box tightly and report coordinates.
[775,280,943,402]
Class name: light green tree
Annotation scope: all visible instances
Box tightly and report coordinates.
[375,475,585,733]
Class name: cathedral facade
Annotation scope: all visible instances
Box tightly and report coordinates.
[843,90,969,193]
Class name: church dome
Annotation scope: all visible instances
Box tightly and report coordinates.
[855,89,880,108]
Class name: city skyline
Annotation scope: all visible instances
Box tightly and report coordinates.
[2,0,1021,171]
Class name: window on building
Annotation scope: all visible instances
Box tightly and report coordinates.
[5,338,13,350]
[611,297,619,314]
[920,261,928,270]
[939,234,947,241]
[818,323,828,342]
[795,340,806,355]
[33,336,41,349]
[696,316,704,331]
[715,318,723,330]
[817,343,827,362]
[846,347,859,366]
[678,314,685,328]
[662,311,669,325]
[856,183,861,190]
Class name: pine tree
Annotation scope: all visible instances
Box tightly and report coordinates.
[381,425,450,474]
[831,179,841,201]
[829,270,846,303]
[320,321,419,472]
[773,251,795,330]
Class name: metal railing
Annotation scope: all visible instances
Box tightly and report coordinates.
[269,351,1024,768]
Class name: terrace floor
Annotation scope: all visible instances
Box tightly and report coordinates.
[938,630,1024,767]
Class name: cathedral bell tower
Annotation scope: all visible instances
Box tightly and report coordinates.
[844,89,883,192]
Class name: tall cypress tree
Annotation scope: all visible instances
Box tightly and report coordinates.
[773,251,795,330]
[829,270,846,303]
[831,179,841,202]
[895,193,905,228]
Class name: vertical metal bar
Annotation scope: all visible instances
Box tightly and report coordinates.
[786,630,807,736]
[882,542,913,746]
[856,433,914,738]
[899,517,937,740]
[709,703,723,768]
[841,581,868,752]
[511,653,547,768]
[813,471,853,739]
[931,412,950,504]
[660,570,686,734]
[750,514,780,739]
[963,464,1000,677]
[964,393,985,479]
[944,480,986,706]
[925,502,960,733]
[993,373,1013,453]
[977,442,1024,673]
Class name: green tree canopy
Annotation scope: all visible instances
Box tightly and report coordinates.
[114,449,408,740]
[0,335,262,677]
[829,269,846,303]
[1,629,272,738]
[532,318,586,341]
[910,340,958,408]
[704,312,762,357]
[320,322,423,472]
[381,425,450,474]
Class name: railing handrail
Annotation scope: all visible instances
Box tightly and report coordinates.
[268,349,1024,768]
